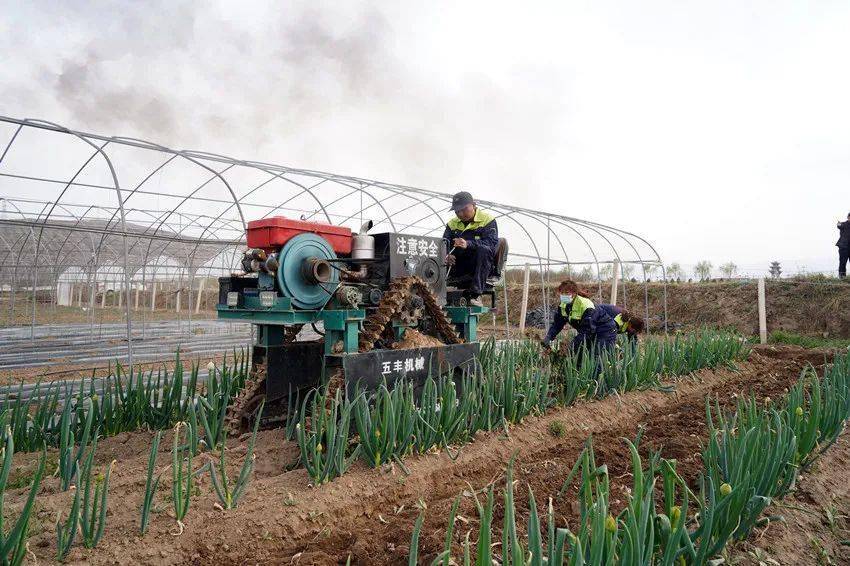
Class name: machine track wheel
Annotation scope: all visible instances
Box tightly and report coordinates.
[358,276,462,352]
[226,366,267,434]
[227,324,303,434]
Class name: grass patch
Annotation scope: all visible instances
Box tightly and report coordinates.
[769,330,850,349]
[5,454,57,490]
[548,420,567,438]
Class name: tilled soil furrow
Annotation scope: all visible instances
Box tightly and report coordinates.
[12,350,815,565]
[248,353,808,565]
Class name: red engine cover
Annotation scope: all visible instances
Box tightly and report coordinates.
[246,217,352,254]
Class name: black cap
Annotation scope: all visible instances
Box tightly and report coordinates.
[450,191,474,212]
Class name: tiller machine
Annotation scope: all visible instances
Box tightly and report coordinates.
[217,217,489,429]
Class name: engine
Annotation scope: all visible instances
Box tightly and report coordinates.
[219,217,447,312]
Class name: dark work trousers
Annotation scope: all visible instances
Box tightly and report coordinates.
[840,246,849,278]
[450,245,494,296]
[572,331,617,376]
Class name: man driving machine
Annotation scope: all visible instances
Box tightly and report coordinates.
[443,191,498,307]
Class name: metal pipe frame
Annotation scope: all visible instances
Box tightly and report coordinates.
[0,116,669,355]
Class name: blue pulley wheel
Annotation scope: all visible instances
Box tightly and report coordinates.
[276,233,338,309]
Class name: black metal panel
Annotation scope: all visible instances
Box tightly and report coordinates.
[340,342,479,397]
[370,232,447,303]
[258,341,325,402]
[218,276,258,306]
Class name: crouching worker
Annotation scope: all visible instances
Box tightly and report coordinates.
[597,304,645,345]
[444,191,498,307]
[542,280,618,368]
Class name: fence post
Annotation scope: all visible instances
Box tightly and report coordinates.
[502,283,510,338]
[610,260,620,304]
[135,284,140,311]
[519,263,530,333]
[758,277,767,344]
[150,281,157,311]
[195,278,205,314]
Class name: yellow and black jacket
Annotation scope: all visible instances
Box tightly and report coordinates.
[544,295,617,347]
[442,209,499,255]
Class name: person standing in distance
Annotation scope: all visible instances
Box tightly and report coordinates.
[837,212,850,279]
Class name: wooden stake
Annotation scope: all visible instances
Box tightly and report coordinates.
[610,260,620,304]
[758,277,767,344]
[519,263,531,333]
[195,278,205,313]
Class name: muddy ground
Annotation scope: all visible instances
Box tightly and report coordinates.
[3,345,844,565]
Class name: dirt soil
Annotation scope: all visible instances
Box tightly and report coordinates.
[508,279,850,338]
[0,354,229,386]
[1,346,840,565]
[0,302,220,327]
[391,329,445,349]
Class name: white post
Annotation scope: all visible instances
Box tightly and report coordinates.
[758,277,767,344]
[195,278,205,314]
[100,283,106,308]
[134,285,140,311]
[117,281,123,308]
[150,281,157,311]
[176,288,181,313]
[610,260,621,304]
[519,263,531,333]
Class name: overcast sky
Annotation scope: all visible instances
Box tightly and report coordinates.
[1,1,848,276]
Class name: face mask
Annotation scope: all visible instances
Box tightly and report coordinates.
[559,294,573,304]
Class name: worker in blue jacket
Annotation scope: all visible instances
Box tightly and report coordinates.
[542,280,618,366]
[597,304,645,344]
[443,191,499,307]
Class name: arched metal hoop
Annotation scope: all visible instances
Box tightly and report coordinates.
[0,115,668,352]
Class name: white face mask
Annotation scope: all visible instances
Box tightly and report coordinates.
[560,294,573,304]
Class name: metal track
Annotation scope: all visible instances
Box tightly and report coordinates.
[226,324,302,432]
[358,276,461,352]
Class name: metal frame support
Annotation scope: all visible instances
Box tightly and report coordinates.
[321,310,364,355]
[446,305,487,343]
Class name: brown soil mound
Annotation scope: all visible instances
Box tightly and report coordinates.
[391,329,444,349]
[508,280,850,337]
